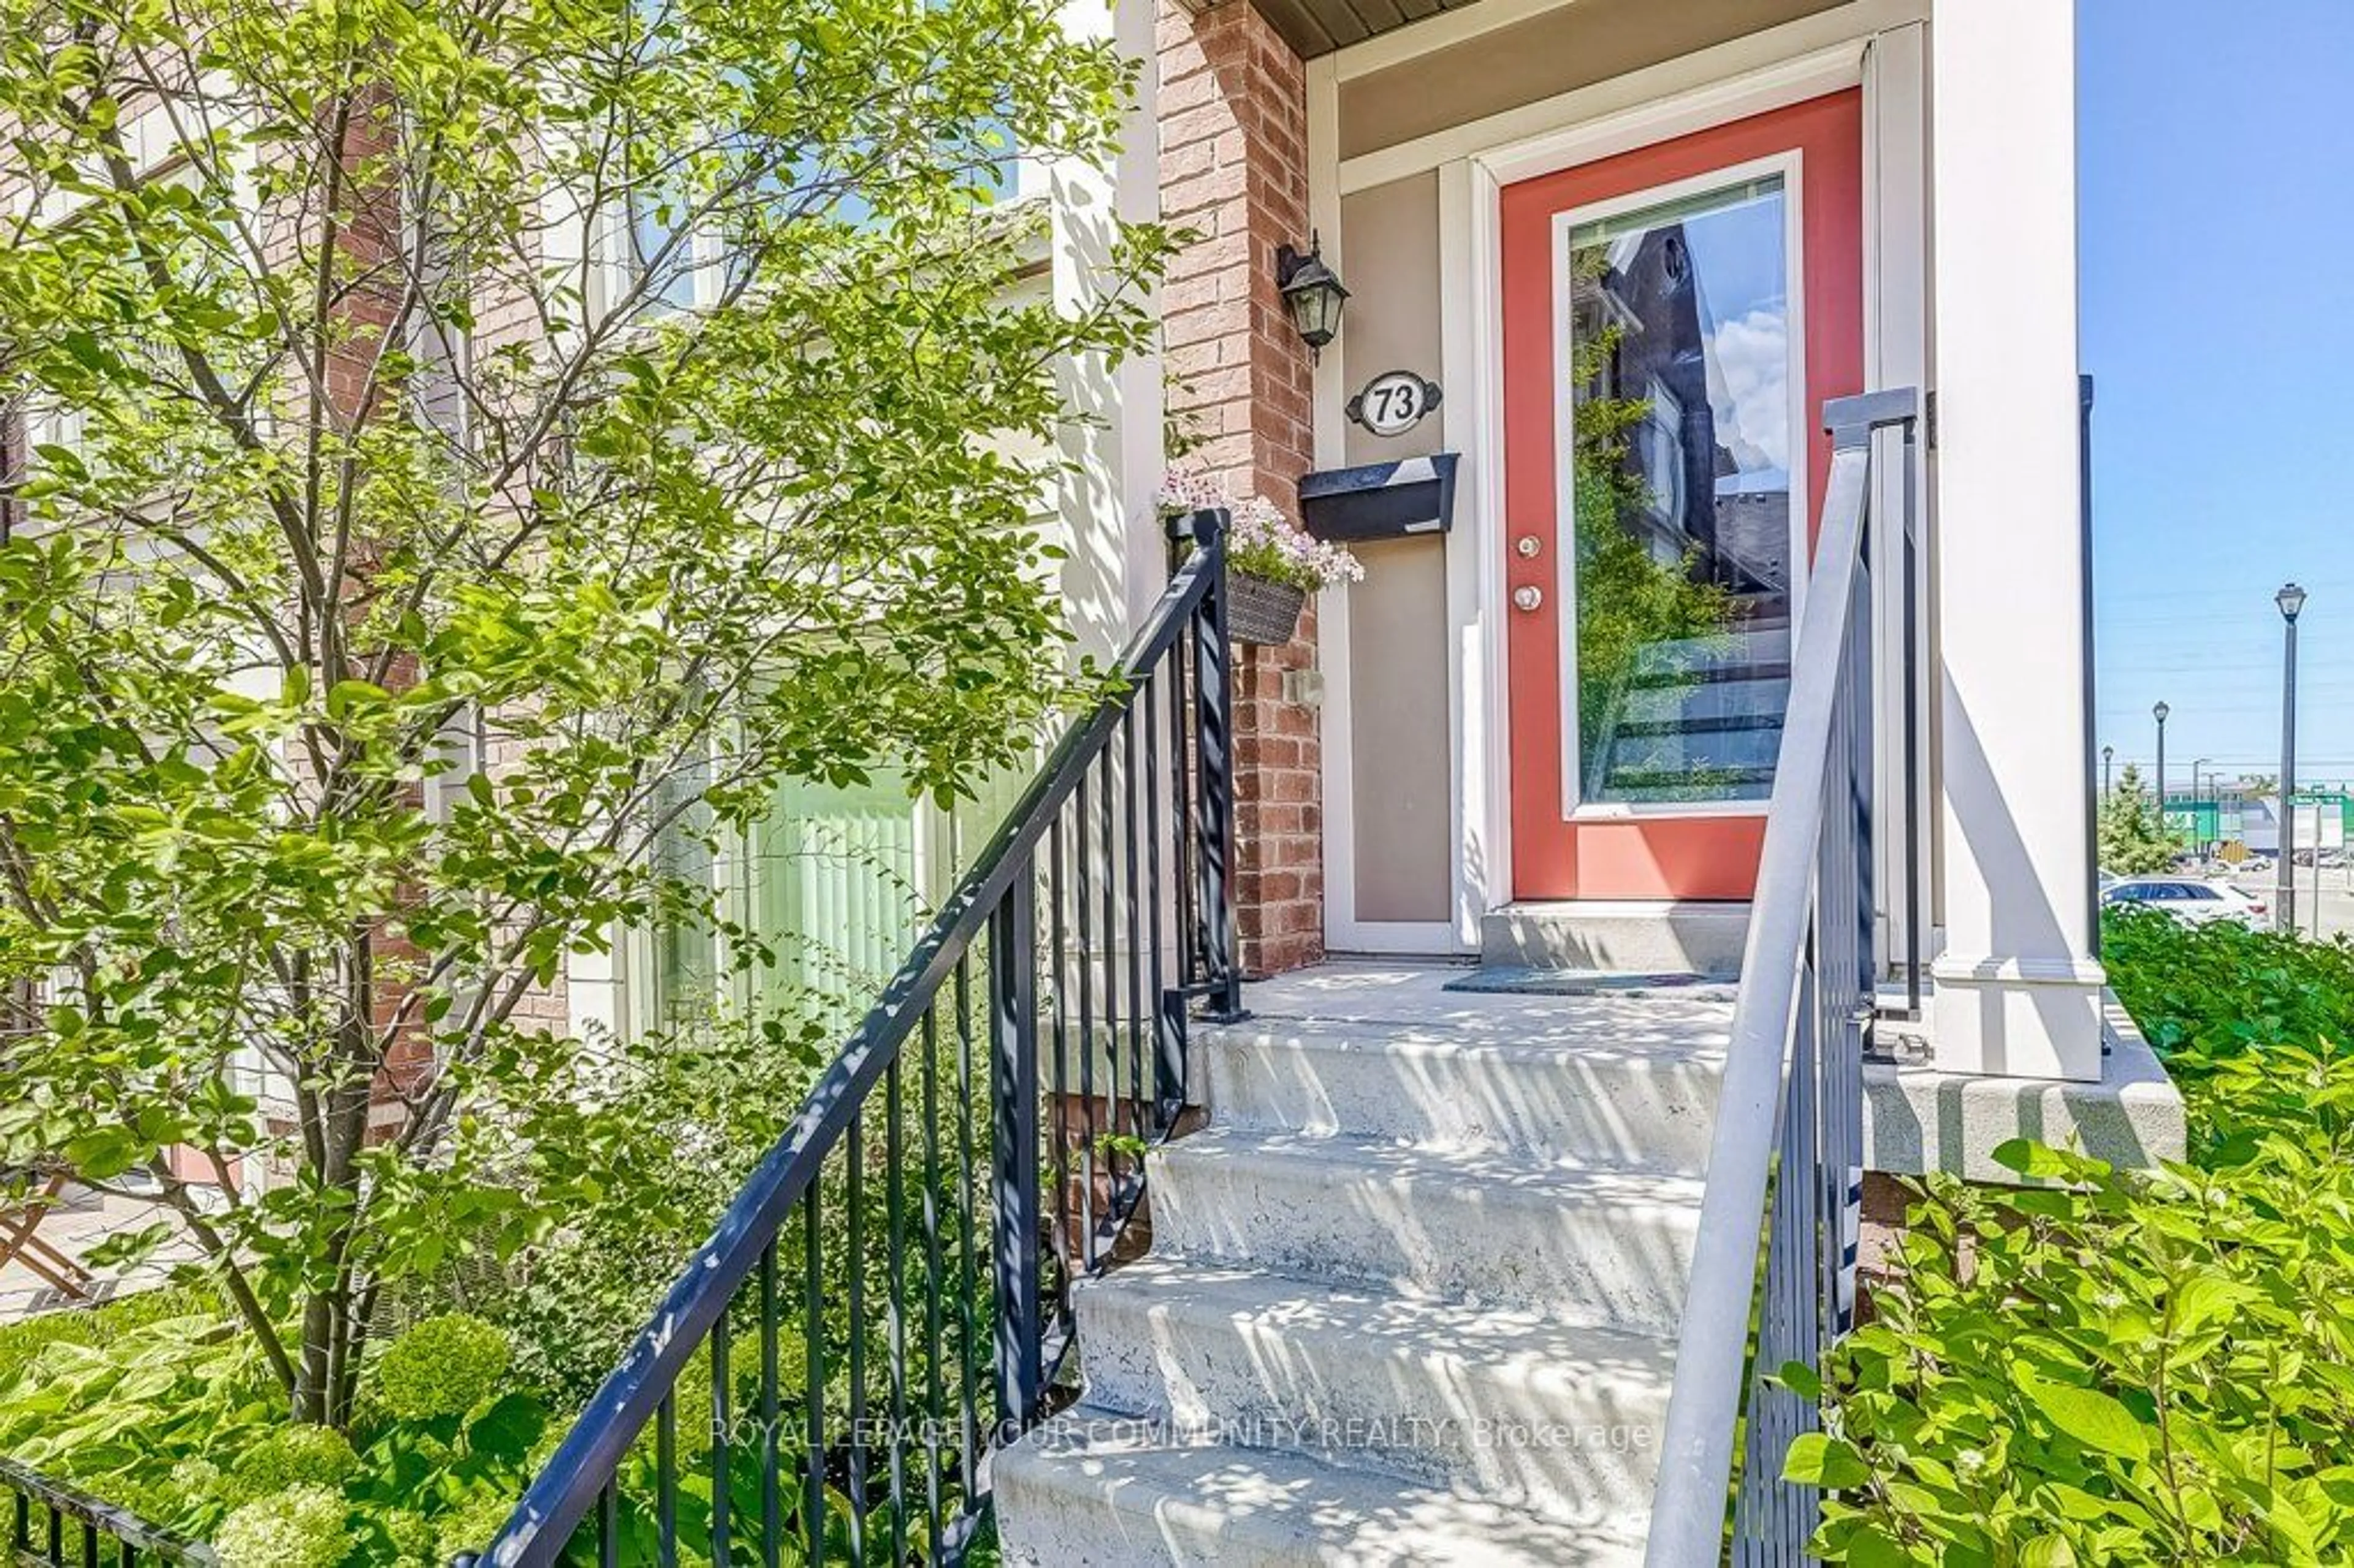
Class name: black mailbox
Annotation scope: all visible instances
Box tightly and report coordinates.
[1298,454,1459,543]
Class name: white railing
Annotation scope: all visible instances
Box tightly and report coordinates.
[1645,389,1921,1566]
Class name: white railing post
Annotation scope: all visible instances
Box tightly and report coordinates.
[1646,390,1920,1564]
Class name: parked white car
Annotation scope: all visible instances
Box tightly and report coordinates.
[2101,877,2269,926]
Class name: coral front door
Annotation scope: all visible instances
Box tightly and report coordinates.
[1501,92,1862,902]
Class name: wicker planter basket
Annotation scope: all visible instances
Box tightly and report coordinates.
[1227,572,1307,645]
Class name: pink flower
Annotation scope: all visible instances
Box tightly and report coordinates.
[1156,469,1362,592]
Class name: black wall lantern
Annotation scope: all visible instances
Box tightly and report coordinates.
[1276,235,1347,357]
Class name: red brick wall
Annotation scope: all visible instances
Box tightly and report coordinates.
[1158,0,1324,976]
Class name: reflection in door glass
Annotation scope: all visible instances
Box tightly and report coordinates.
[1566,175,1792,804]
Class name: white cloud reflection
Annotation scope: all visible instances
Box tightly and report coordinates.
[1705,306,1791,481]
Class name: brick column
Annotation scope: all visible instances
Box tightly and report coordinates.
[1157,0,1324,976]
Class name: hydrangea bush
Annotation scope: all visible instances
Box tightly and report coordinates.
[214,1484,351,1568]
[1159,471,1363,593]
[220,1425,360,1507]
[0,1310,543,1563]
[375,1312,515,1423]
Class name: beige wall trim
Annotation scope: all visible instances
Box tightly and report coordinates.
[1862,21,1937,975]
[1307,52,1379,948]
[1335,0,1924,194]
[1313,58,1460,953]
[1328,0,1607,83]
[1438,154,1512,948]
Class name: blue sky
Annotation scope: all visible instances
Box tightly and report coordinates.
[2080,0,2354,789]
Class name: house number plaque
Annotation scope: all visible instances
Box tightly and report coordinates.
[1346,370,1442,438]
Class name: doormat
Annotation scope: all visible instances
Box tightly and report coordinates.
[1443,966,1737,999]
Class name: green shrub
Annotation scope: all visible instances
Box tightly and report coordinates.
[0,1307,280,1531]
[2,1025,983,1564]
[1800,922,2354,1564]
[221,1423,360,1505]
[213,1483,351,1568]
[0,1018,984,1562]
[432,1491,521,1562]
[2101,904,2354,1070]
[378,1506,439,1567]
[0,1285,216,1382]
[477,1017,830,1404]
[374,1314,513,1422]
[0,1305,554,1556]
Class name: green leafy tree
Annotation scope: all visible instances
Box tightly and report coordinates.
[2100,761,2177,875]
[2101,760,2179,872]
[0,0,1159,1430]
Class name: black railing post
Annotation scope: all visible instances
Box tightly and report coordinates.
[1155,986,1187,1131]
[1900,407,1923,1015]
[1184,508,1244,1020]
[990,866,1043,1436]
[1844,497,1873,1336]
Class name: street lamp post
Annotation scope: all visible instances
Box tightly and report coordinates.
[2278,582,2307,933]
[2103,744,2114,797]
[2153,701,2170,858]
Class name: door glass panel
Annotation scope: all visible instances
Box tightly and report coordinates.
[1566,174,1792,804]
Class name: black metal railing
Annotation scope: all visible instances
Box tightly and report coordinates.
[457,508,1244,1567]
[2,1458,216,1566]
[1645,389,1922,1565]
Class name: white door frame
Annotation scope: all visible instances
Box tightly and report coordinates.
[1313,14,1928,956]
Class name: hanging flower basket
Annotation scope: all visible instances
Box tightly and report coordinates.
[1227,572,1308,645]
[1159,469,1363,650]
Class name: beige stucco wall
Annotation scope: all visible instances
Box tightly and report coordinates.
[1339,173,1446,467]
[1346,538,1453,921]
[1335,173,1452,924]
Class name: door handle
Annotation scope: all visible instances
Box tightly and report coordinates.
[1513,585,1543,612]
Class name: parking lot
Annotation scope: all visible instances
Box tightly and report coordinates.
[2189,857,2354,939]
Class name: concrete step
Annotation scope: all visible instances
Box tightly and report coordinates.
[994,1405,1650,1568]
[1071,1257,1676,1524]
[1480,900,1751,978]
[1148,1130,1704,1330]
[1198,1017,1724,1174]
